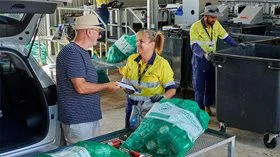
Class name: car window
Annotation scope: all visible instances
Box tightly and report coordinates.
[0,13,34,38]
[0,13,24,24]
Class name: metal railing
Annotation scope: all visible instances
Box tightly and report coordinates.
[108,8,122,39]
[56,7,108,58]
[124,7,145,34]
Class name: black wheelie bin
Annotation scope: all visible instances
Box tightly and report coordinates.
[162,29,280,99]
[162,28,192,98]
[217,33,280,51]
[211,43,280,148]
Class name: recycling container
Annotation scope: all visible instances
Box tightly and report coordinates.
[162,28,280,99]
[223,23,268,35]
[162,28,192,98]
[265,26,280,37]
[217,33,280,51]
[212,43,280,148]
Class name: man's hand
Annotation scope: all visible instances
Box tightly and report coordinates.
[204,52,213,61]
[106,81,120,92]
[150,94,166,103]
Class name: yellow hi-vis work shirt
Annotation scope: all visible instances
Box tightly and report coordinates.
[190,19,228,54]
[120,53,176,101]
[96,0,108,8]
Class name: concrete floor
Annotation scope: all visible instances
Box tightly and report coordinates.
[99,69,280,157]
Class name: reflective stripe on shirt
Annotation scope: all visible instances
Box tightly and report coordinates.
[190,19,228,53]
[121,78,160,88]
[96,0,109,7]
[120,53,176,101]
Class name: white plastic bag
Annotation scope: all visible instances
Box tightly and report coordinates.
[129,100,154,129]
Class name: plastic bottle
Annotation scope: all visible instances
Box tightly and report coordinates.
[129,150,145,157]
[107,139,122,149]
[130,115,138,129]
[146,140,156,151]
[154,125,172,156]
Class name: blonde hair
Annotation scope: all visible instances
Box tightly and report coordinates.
[136,30,165,55]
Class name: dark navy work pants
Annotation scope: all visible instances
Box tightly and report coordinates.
[192,54,215,110]
[96,4,109,26]
[96,5,109,39]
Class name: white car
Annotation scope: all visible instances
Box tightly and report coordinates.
[0,0,70,156]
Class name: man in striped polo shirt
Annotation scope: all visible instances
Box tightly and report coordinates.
[56,14,120,145]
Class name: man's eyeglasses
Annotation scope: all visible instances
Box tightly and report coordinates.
[90,28,103,36]
[97,31,102,37]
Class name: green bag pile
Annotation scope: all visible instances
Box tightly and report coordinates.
[106,35,137,63]
[122,98,210,157]
[38,141,130,157]
[25,41,47,65]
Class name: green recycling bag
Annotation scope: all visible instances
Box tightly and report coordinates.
[38,141,130,157]
[106,35,137,63]
[122,98,210,157]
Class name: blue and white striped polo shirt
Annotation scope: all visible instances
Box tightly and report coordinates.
[56,42,101,124]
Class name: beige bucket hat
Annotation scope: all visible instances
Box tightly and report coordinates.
[201,5,223,17]
[74,14,105,31]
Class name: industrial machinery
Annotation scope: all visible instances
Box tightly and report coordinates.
[220,0,280,26]
[217,4,229,22]
[111,7,174,24]
[233,3,246,15]
[174,0,219,26]
[270,4,280,18]
[233,5,263,25]
[270,4,280,25]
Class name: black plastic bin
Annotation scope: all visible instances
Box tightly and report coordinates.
[162,28,192,98]
[223,23,268,35]
[162,29,280,99]
[212,43,280,148]
[265,26,280,37]
[217,33,280,51]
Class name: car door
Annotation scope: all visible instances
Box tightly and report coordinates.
[0,0,71,156]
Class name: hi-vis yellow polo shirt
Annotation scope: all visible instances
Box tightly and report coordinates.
[120,52,176,101]
[96,0,108,8]
[190,19,228,54]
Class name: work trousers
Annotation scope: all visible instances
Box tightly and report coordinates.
[192,54,215,110]
[96,4,109,26]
